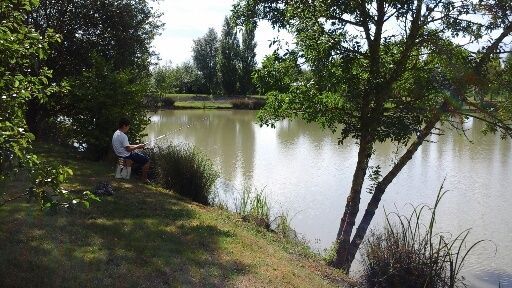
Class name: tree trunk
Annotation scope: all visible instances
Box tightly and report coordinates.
[332,134,373,270]
[344,106,446,268]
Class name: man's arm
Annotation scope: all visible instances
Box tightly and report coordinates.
[125,144,145,152]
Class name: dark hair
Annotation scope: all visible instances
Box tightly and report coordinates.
[118,117,130,129]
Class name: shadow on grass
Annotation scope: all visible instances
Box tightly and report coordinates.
[0,184,249,287]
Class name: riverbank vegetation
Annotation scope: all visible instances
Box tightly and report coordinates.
[234,0,512,273]
[2,0,512,286]
[0,144,353,287]
[148,144,220,205]
[153,94,266,110]
[360,184,484,287]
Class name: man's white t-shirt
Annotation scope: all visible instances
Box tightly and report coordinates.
[112,130,130,157]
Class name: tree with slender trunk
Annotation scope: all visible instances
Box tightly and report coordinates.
[193,28,220,95]
[239,22,257,95]
[234,0,512,272]
[218,16,241,96]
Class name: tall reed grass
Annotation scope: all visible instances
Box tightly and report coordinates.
[361,183,486,287]
[236,185,271,230]
[148,144,219,205]
[230,98,266,110]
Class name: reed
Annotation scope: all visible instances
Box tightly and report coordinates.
[230,98,266,110]
[360,182,487,287]
[236,186,271,230]
[150,144,219,205]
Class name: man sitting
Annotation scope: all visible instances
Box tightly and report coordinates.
[112,117,150,182]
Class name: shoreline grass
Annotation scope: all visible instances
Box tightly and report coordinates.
[160,94,266,110]
[0,143,353,287]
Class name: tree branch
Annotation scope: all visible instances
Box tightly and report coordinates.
[0,192,30,207]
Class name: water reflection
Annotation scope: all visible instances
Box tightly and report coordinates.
[146,110,512,288]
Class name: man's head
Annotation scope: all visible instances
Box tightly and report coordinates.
[118,117,130,133]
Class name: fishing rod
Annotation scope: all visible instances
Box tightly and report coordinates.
[143,116,209,147]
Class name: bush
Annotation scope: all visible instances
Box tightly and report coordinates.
[361,184,485,288]
[161,96,175,109]
[150,144,219,205]
[230,98,266,110]
[62,56,151,159]
[236,186,271,229]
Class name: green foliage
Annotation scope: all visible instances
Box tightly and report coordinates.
[230,98,266,110]
[239,22,257,95]
[235,0,512,271]
[25,0,161,138]
[218,17,240,96]
[272,211,298,240]
[253,51,303,95]
[161,96,176,109]
[0,0,95,209]
[153,61,203,94]
[30,0,162,78]
[192,28,219,95]
[361,184,485,288]
[27,163,99,212]
[62,56,151,159]
[151,144,220,205]
[236,0,512,142]
[236,185,271,230]
[1,0,58,181]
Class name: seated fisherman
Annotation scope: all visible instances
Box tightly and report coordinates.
[112,117,150,182]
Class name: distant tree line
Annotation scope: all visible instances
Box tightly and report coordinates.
[153,16,258,96]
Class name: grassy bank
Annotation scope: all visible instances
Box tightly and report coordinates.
[0,144,353,287]
[162,94,266,110]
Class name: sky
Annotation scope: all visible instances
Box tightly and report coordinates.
[151,0,510,66]
[151,0,292,66]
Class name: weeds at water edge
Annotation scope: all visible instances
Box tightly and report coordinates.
[360,181,491,287]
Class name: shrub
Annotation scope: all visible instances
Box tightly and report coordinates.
[230,98,266,110]
[150,144,219,205]
[161,96,175,109]
[235,186,271,230]
[361,183,485,288]
[62,56,151,159]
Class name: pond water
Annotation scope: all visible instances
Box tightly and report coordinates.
[145,109,512,287]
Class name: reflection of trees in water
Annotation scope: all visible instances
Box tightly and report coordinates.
[373,117,512,172]
[146,110,256,184]
[275,118,338,151]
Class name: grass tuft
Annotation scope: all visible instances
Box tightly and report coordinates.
[148,144,220,205]
[236,185,271,230]
[360,181,487,288]
[230,98,266,110]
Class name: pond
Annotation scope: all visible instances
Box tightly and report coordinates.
[146,109,512,287]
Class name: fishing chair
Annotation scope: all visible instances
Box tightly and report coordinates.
[115,158,133,179]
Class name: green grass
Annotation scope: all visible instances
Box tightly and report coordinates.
[174,101,233,109]
[0,144,353,287]
[161,94,267,110]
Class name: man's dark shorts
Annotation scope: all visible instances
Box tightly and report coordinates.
[123,152,149,166]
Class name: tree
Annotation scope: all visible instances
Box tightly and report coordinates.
[1,0,95,208]
[62,56,151,159]
[218,17,241,96]
[153,62,174,94]
[253,51,302,95]
[29,0,161,78]
[234,0,512,271]
[153,61,203,94]
[192,28,219,95]
[25,0,162,138]
[239,22,257,95]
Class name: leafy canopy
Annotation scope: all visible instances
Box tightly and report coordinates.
[1,0,96,208]
[234,0,512,144]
